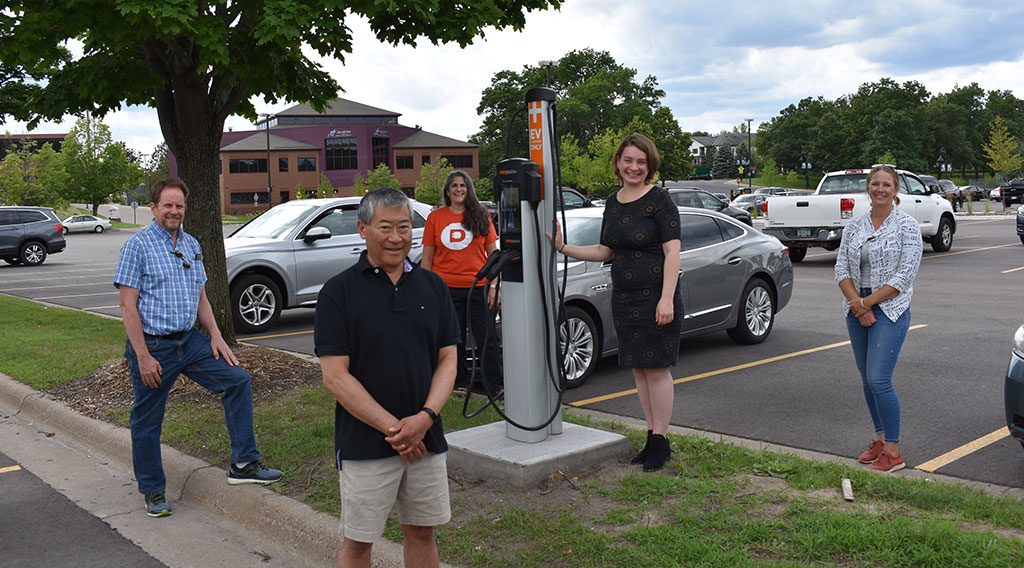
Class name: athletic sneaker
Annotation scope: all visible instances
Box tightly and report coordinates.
[227,460,283,485]
[858,439,885,464]
[144,492,171,517]
[867,450,905,473]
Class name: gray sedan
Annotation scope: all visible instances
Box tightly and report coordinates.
[61,214,112,234]
[556,206,794,387]
[224,197,433,333]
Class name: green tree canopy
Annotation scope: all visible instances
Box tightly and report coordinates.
[471,49,690,181]
[0,142,67,206]
[983,116,1023,178]
[352,163,400,196]
[0,0,560,341]
[62,116,143,215]
[415,158,453,206]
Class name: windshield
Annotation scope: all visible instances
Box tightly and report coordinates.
[230,203,319,239]
[818,174,867,194]
[556,216,603,261]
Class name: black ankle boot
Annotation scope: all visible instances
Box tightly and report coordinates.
[630,430,653,464]
[643,434,671,472]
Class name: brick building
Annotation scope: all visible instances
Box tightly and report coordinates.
[170,98,479,215]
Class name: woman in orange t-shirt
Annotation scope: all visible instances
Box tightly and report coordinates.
[421,170,502,396]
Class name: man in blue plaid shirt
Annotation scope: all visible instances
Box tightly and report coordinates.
[114,178,281,518]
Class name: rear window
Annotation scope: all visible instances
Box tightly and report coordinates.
[818,174,867,194]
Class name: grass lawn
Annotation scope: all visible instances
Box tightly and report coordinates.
[3,293,1024,566]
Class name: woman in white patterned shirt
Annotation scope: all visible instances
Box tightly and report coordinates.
[834,165,922,473]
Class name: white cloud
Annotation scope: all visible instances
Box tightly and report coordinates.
[2,0,1022,155]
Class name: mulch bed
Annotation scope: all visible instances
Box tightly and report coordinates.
[53,343,322,420]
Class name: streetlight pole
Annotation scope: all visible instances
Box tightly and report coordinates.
[745,118,753,193]
[259,113,273,211]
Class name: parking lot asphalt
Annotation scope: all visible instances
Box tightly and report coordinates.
[2,214,1023,489]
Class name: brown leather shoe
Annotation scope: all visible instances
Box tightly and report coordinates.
[858,439,885,464]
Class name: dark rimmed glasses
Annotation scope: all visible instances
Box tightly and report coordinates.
[173,249,192,269]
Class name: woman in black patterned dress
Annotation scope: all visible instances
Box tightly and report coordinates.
[550,133,682,471]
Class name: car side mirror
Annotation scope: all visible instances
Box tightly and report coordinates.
[303,226,332,243]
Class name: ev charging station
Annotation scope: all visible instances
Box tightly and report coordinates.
[496,88,563,443]
[446,87,629,487]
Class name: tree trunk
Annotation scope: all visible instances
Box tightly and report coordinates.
[156,90,237,344]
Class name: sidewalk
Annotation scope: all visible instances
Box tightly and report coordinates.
[0,372,423,568]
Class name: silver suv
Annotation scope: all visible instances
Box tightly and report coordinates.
[224,197,433,333]
[0,206,66,266]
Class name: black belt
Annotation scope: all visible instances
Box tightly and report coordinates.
[145,329,189,341]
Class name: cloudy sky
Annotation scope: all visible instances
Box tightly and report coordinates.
[5,0,1024,155]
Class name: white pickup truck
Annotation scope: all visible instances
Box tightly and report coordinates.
[762,168,956,262]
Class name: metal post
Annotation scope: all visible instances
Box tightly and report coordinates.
[260,113,273,210]
[745,118,753,192]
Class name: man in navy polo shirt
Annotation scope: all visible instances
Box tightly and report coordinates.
[115,178,281,518]
[315,188,459,568]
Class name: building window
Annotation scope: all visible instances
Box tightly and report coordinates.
[372,137,390,170]
[325,137,357,170]
[441,154,473,168]
[278,157,289,172]
[396,155,413,169]
[421,155,431,165]
[230,192,269,205]
[298,157,317,172]
[228,158,268,174]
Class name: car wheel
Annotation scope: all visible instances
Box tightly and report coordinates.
[230,274,282,334]
[3,257,21,265]
[727,278,775,345]
[559,306,599,389]
[19,241,47,266]
[930,217,953,253]
[1019,235,1024,246]
[94,225,104,234]
[61,226,69,235]
[788,247,807,263]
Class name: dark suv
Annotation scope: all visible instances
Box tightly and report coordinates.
[0,206,66,266]
[664,186,753,225]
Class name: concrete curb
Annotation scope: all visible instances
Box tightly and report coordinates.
[0,373,414,568]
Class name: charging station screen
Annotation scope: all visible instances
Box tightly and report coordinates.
[500,182,521,234]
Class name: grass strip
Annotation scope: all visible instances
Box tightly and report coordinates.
[0,294,124,390]
[2,294,1023,566]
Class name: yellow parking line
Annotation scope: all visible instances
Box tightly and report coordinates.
[916,427,1009,473]
[242,330,313,341]
[570,324,928,407]
[0,465,22,474]
[1002,266,1024,274]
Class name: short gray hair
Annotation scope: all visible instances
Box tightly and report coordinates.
[358,187,412,225]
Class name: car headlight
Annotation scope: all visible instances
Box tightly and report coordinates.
[1015,325,1024,353]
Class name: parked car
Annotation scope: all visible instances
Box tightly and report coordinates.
[753,186,795,196]
[730,193,768,215]
[937,179,965,211]
[1005,322,1024,450]
[483,187,593,224]
[960,184,988,201]
[554,206,794,387]
[996,179,1024,207]
[991,186,1002,200]
[763,168,956,261]
[223,197,433,333]
[712,192,729,202]
[1017,204,1024,245]
[665,187,752,225]
[0,206,66,266]
[61,214,112,234]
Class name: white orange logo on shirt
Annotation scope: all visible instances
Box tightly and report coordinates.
[440,222,472,250]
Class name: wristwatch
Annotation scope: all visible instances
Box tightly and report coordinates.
[420,407,439,423]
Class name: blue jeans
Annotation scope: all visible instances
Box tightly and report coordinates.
[845,289,910,443]
[126,328,261,494]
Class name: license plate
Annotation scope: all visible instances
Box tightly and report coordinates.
[796,228,812,237]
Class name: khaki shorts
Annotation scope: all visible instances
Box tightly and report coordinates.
[339,452,451,543]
